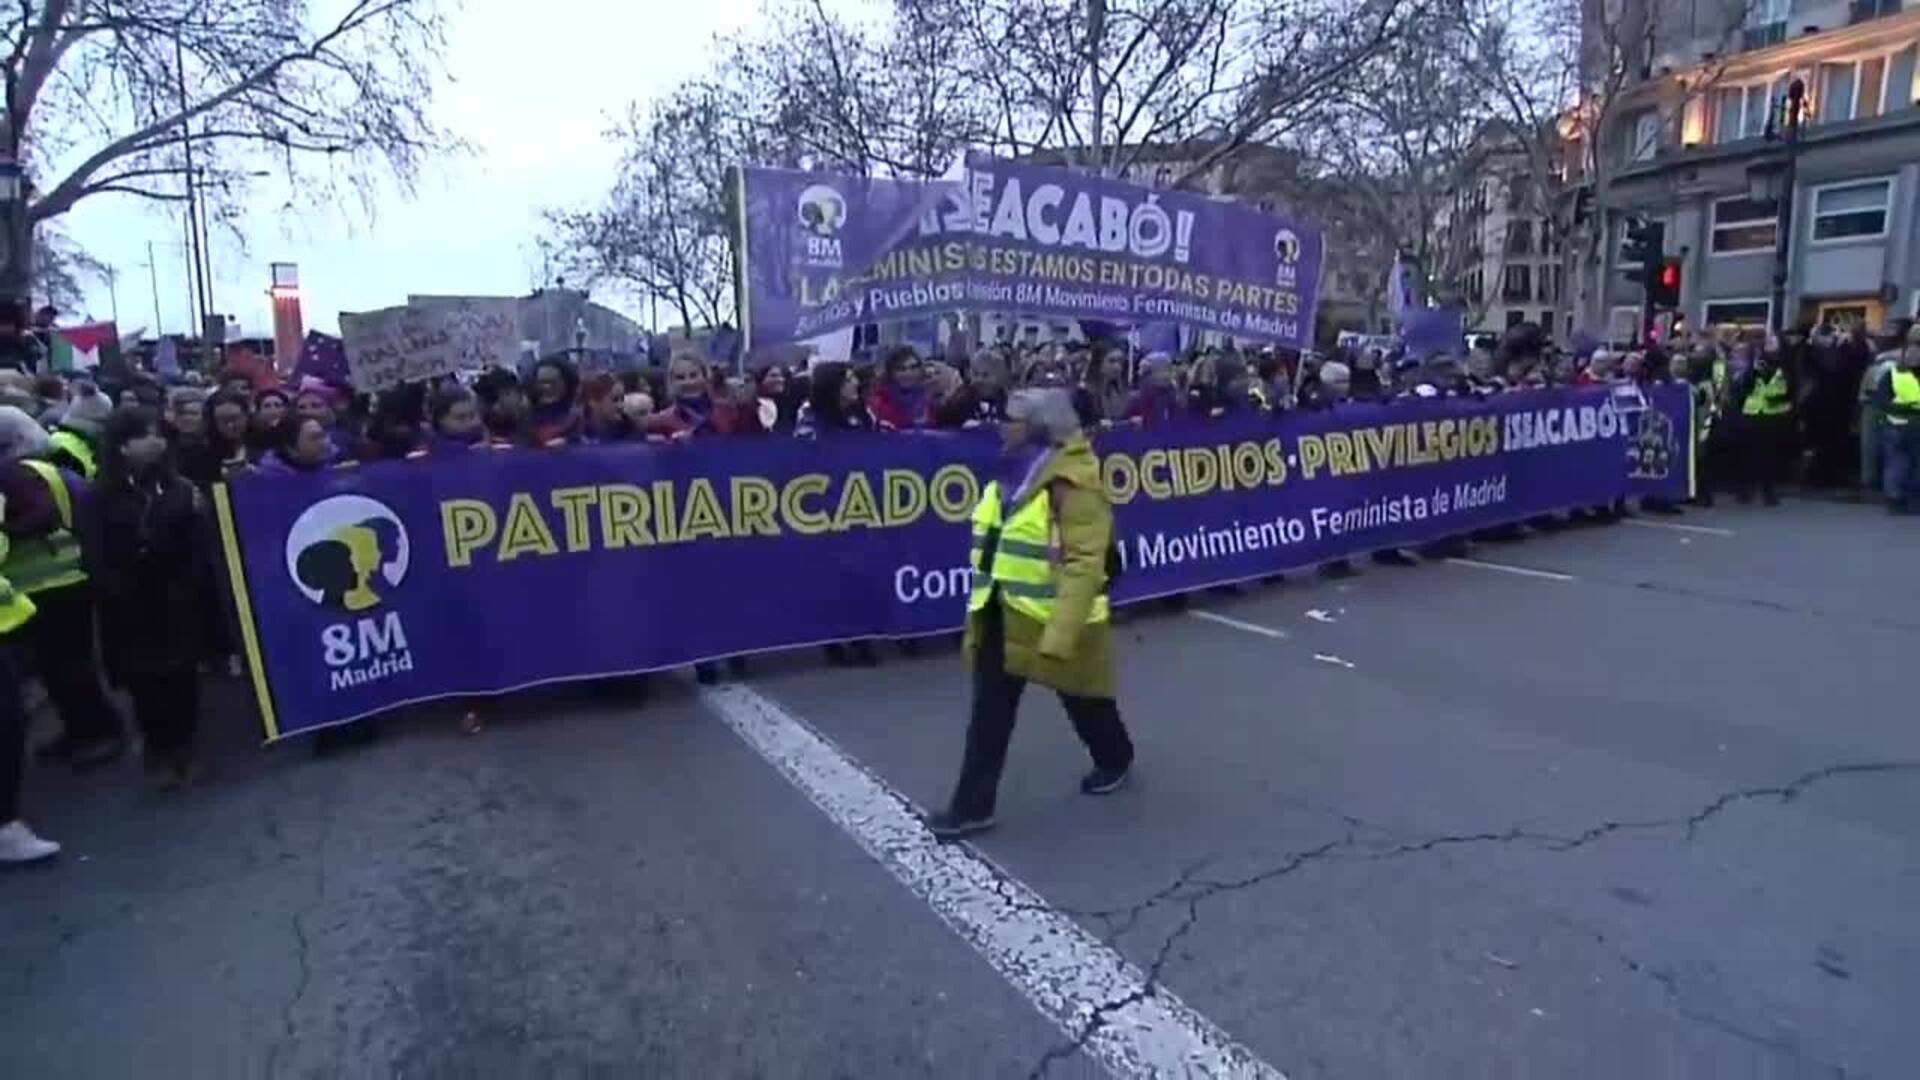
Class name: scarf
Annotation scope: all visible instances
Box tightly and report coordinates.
[673,394,712,432]
[879,382,927,426]
[1137,384,1179,424]
[993,442,1050,510]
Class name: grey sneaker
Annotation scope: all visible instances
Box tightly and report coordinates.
[1080,767,1130,796]
[925,810,996,841]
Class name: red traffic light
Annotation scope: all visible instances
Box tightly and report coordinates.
[1658,263,1680,289]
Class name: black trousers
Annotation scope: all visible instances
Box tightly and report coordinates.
[947,599,1133,820]
[1736,416,1792,499]
[0,647,25,821]
[125,671,199,758]
[26,584,121,745]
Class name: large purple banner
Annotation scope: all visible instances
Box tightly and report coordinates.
[737,156,1323,351]
[216,386,1689,741]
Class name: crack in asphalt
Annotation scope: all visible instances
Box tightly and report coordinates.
[263,782,337,1080]
[1021,760,1919,1077]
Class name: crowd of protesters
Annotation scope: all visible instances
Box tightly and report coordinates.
[1,314,1916,862]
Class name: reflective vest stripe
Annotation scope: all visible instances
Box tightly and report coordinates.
[47,430,96,478]
[7,460,87,593]
[974,535,1052,562]
[0,536,38,634]
[1889,370,1920,426]
[19,460,73,527]
[968,480,1109,625]
[1742,370,1791,417]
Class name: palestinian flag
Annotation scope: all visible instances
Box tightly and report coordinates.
[47,322,118,372]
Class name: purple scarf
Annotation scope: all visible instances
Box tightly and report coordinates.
[993,443,1049,510]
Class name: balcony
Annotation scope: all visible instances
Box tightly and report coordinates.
[1741,21,1787,51]
[1851,0,1903,25]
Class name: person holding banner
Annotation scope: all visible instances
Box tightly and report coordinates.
[1124,352,1182,427]
[928,387,1133,840]
[867,347,934,431]
[528,358,583,446]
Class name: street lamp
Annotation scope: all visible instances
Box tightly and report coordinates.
[1750,78,1807,335]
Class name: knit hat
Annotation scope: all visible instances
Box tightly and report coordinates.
[59,386,112,438]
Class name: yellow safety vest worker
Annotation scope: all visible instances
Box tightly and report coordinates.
[1888,369,1920,427]
[0,535,40,634]
[1742,368,1792,417]
[47,429,96,479]
[5,460,87,594]
[967,481,1110,626]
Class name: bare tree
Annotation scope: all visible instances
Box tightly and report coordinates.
[549,89,757,334]
[897,0,1427,184]
[1,0,453,310]
[1456,0,1752,331]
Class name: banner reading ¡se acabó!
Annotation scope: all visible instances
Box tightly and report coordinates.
[215,386,1691,740]
[738,154,1324,352]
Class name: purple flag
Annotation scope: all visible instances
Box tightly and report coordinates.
[296,331,349,385]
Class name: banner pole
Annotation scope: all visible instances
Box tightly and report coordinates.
[730,165,752,362]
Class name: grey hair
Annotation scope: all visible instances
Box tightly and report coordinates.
[1006,387,1082,442]
[0,405,50,462]
[1318,361,1351,383]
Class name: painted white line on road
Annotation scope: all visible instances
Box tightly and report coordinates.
[1188,609,1291,640]
[702,683,1286,1080]
[1445,557,1576,582]
[1621,518,1735,537]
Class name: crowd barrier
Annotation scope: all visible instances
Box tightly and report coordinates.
[214,385,1693,740]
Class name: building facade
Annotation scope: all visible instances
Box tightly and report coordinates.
[1433,133,1568,334]
[1592,2,1920,339]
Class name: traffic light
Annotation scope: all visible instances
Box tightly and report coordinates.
[1650,258,1682,308]
[1623,217,1665,269]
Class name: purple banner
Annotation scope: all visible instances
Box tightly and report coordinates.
[738,156,1323,351]
[217,386,1689,740]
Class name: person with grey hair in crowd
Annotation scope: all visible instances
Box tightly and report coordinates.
[927,386,1133,839]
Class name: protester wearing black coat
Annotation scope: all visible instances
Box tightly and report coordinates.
[91,407,219,786]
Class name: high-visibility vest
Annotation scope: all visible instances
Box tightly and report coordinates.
[1742,369,1792,417]
[47,429,96,478]
[968,480,1109,626]
[5,460,88,594]
[1888,369,1920,427]
[0,535,39,634]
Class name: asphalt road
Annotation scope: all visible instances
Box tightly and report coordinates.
[3,499,1917,1078]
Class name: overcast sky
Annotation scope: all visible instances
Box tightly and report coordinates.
[61,0,771,338]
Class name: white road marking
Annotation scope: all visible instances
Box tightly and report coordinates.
[1312,654,1357,669]
[702,684,1286,1080]
[1445,557,1576,582]
[1188,609,1290,640]
[1622,518,1735,537]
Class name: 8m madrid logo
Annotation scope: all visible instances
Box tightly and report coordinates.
[285,494,416,691]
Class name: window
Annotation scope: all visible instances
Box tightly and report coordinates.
[1713,80,1786,143]
[1811,178,1893,241]
[1859,55,1886,118]
[1507,220,1534,255]
[1502,264,1532,303]
[1815,48,1916,124]
[1711,196,1778,254]
[1704,299,1771,329]
[1627,110,1661,162]
[1746,0,1787,26]
[1505,310,1526,329]
[1616,217,1665,268]
[1890,46,1917,112]
[1820,62,1857,123]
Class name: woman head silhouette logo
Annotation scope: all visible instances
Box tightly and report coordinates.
[285,495,410,612]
